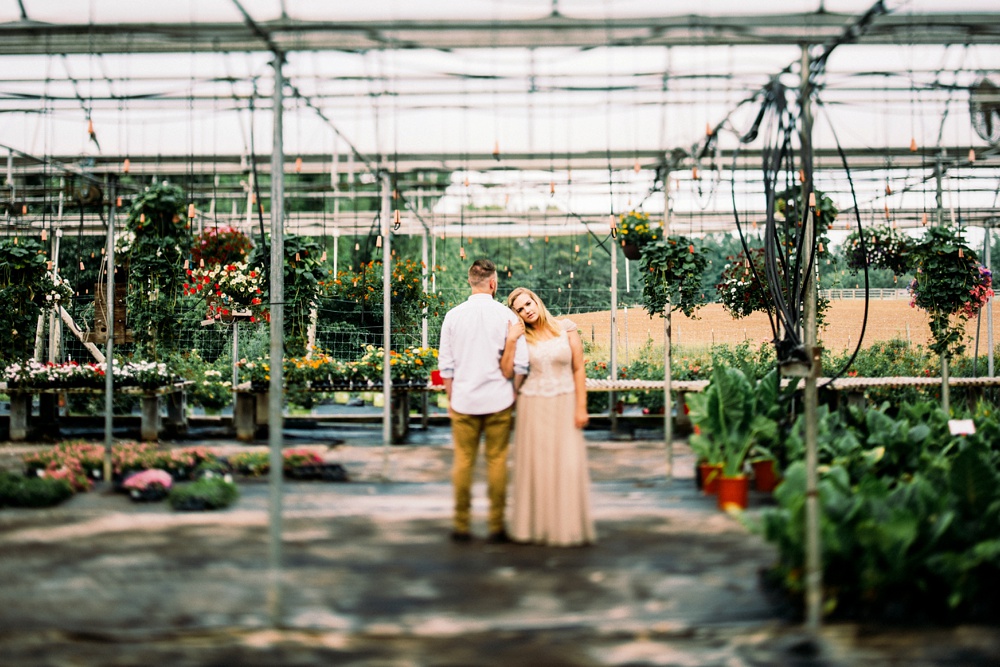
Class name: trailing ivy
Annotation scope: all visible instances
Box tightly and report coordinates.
[638,235,710,318]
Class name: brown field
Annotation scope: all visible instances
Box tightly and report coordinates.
[570,299,1000,357]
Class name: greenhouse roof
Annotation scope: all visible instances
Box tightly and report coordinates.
[0,1,998,237]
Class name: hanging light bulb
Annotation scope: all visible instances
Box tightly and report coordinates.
[968,148,977,163]
[459,246,466,259]
[609,214,617,231]
[199,258,205,268]
[90,251,94,258]
[633,159,641,174]
[689,244,695,254]
[818,242,825,253]
[355,242,360,251]
[751,220,758,229]
[464,176,470,188]
[705,122,712,136]
[885,183,892,196]
[574,244,580,253]
[569,271,574,279]
[544,235,549,243]
[959,247,964,258]
[251,193,257,205]
[41,229,47,241]
[183,259,189,269]
[79,261,85,271]
[295,252,301,261]
[393,210,401,226]
[21,204,27,215]
[139,213,146,224]
[550,180,555,195]
[492,140,500,160]
[884,204,891,220]
[558,287,562,293]
[87,118,94,136]
[558,269,562,275]
[922,212,928,226]
[910,138,918,152]
[188,203,196,218]
[692,166,699,180]
[123,158,131,173]
[294,157,303,173]
[529,263,533,270]
[116,196,122,207]
[809,192,817,208]
[587,259,592,266]
[798,169,806,183]
[376,235,383,248]
[320,250,327,262]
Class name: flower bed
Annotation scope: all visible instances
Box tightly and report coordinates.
[3,359,175,390]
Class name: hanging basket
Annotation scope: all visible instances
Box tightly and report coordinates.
[622,242,642,261]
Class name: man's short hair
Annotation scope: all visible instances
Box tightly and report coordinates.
[468,259,497,287]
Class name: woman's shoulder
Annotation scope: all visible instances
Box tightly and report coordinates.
[557,318,578,332]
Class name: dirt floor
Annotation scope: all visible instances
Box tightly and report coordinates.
[572,299,999,355]
[2,426,999,666]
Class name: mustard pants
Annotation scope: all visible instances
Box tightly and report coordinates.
[450,405,514,534]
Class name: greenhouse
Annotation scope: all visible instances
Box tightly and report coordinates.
[1,1,1000,664]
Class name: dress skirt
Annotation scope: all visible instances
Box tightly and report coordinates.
[509,391,596,546]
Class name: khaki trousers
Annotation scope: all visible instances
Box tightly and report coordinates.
[450,405,514,534]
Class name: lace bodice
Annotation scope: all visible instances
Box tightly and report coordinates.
[519,319,576,397]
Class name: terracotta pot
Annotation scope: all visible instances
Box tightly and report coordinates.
[751,458,780,493]
[717,474,750,511]
[698,462,723,495]
[622,242,642,261]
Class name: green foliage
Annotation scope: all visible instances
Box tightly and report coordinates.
[247,234,328,356]
[638,236,710,318]
[0,237,73,364]
[685,365,791,476]
[228,450,270,477]
[844,224,913,275]
[0,471,75,508]
[755,401,1000,621]
[168,476,239,511]
[907,226,992,359]
[617,211,661,246]
[120,182,194,356]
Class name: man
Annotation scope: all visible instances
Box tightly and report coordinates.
[437,259,529,543]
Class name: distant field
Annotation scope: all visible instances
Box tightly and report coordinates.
[569,299,1000,356]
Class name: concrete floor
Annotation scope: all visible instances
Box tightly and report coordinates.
[1,425,998,666]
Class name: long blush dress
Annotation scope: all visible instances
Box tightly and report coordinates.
[509,319,596,546]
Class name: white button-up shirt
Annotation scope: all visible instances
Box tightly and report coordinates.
[437,293,529,415]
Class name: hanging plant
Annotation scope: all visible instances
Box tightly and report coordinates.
[638,236,709,318]
[190,226,254,267]
[907,226,993,359]
[716,246,831,324]
[0,237,74,364]
[617,211,662,260]
[844,224,913,275]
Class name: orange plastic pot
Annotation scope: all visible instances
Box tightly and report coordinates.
[698,462,723,495]
[717,474,749,511]
[751,459,780,493]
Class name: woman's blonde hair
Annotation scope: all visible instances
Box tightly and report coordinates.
[507,287,561,342]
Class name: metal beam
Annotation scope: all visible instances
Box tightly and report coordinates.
[0,12,998,55]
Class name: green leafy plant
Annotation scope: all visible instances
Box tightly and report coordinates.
[168,476,239,511]
[617,211,661,248]
[638,235,710,318]
[685,365,789,476]
[844,224,913,275]
[0,471,75,508]
[907,226,993,359]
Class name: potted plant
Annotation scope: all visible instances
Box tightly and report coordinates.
[686,364,783,510]
[638,236,710,318]
[617,211,661,260]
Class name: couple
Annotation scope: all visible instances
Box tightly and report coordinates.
[437,258,596,547]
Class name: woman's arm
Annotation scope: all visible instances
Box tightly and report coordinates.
[500,318,525,380]
[567,328,589,429]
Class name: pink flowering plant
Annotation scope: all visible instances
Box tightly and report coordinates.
[121,468,173,496]
[907,226,993,358]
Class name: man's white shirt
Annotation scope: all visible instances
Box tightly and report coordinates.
[437,293,529,415]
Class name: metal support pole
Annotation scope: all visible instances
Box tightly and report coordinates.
[421,228,429,349]
[381,173,393,470]
[102,180,116,485]
[267,54,286,627]
[987,222,994,377]
[609,219,619,433]
[662,169,673,481]
[800,45,823,633]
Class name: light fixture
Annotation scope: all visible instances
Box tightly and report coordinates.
[294,157,303,173]
[123,158,131,173]
[910,138,918,152]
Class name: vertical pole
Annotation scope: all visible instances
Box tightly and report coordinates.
[800,45,823,633]
[232,322,239,388]
[48,230,63,363]
[381,173,393,469]
[609,217,619,432]
[662,168,673,480]
[421,228,429,348]
[987,222,994,377]
[935,150,949,406]
[102,180,116,485]
[267,53,286,627]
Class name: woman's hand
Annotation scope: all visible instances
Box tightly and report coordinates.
[506,318,525,344]
[574,407,589,430]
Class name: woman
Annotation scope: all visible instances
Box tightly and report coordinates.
[503,287,595,546]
